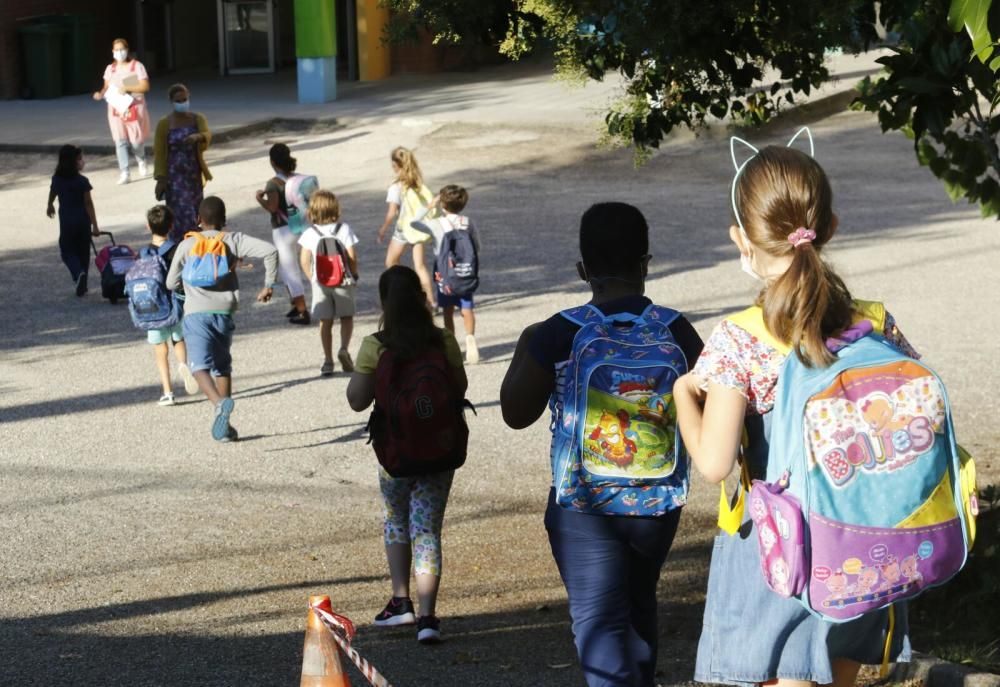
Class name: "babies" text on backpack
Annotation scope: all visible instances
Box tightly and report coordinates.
[437,222,478,296]
[734,304,977,622]
[551,304,690,517]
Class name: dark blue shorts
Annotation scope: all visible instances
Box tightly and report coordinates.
[436,290,474,310]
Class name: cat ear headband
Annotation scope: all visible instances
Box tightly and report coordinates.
[730,127,815,233]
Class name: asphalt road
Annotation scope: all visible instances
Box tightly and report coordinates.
[1,106,997,686]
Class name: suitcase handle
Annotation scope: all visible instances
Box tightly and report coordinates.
[91,231,116,255]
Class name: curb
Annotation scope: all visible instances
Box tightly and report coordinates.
[0,116,345,156]
[895,653,1000,687]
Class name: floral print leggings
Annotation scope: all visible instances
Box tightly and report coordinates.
[378,468,454,577]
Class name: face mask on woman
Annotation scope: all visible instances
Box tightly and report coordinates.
[173,100,190,113]
[113,49,127,62]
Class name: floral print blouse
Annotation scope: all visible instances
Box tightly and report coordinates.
[693,310,919,416]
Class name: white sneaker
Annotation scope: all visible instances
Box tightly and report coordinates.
[178,363,199,395]
[137,159,148,178]
[465,334,480,365]
[157,393,175,406]
[117,171,130,185]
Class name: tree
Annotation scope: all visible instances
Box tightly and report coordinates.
[382,0,1000,216]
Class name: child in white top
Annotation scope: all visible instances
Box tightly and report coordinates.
[298,190,359,377]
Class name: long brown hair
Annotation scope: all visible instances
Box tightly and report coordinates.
[734,146,853,367]
[390,146,423,190]
[378,266,442,357]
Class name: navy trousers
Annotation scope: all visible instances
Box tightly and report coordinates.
[545,488,682,687]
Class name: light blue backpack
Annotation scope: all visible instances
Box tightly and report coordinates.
[728,306,975,623]
[551,304,689,517]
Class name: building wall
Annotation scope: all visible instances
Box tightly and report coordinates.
[0,0,133,99]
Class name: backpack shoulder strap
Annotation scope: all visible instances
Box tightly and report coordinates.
[727,306,792,355]
[641,304,680,327]
[559,304,604,327]
[851,299,886,332]
[157,240,175,257]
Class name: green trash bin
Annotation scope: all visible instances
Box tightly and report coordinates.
[44,14,98,95]
[17,22,68,99]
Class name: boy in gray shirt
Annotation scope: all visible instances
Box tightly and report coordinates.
[166,195,279,441]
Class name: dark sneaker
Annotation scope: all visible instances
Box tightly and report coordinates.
[320,361,334,377]
[373,597,416,627]
[337,348,354,373]
[75,273,87,297]
[289,311,311,325]
[417,615,441,644]
[212,397,235,441]
[285,306,298,318]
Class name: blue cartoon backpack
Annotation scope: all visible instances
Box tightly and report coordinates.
[551,304,689,517]
[726,304,977,623]
[125,242,179,330]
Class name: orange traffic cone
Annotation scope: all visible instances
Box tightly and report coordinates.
[301,595,351,687]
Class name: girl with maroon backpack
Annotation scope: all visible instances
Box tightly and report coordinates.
[346,265,469,644]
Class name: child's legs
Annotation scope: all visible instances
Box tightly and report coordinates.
[59,232,89,280]
[183,313,234,405]
[410,241,434,303]
[385,238,406,269]
[319,319,334,362]
[544,491,678,687]
[331,287,356,351]
[151,341,171,394]
[172,338,188,366]
[131,140,146,165]
[379,470,417,598]
[271,226,306,302]
[409,470,454,617]
[829,659,861,687]
[339,316,353,351]
[460,305,475,336]
[441,305,456,333]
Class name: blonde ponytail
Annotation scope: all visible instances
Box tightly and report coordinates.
[391,146,424,190]
[735,146,853,367]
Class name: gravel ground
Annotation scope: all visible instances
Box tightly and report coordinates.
[1,107,997,686]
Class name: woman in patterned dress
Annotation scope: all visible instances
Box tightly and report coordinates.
[153,84,212,242]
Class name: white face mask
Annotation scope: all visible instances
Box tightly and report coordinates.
[740,252,764,282]
[113,49,127,62]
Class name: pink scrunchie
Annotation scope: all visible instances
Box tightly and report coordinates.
[788,227,816,247]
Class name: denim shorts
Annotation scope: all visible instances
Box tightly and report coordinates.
[146,321,184,345]
[182,313,235,377]
[436,290,474,310]
[694,517,911,686]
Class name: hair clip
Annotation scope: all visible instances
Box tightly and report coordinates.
[787,227,817,247]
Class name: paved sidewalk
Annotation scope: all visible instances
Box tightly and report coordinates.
[0,50,886,153]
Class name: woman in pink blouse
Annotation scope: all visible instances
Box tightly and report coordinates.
[92,38,151,185]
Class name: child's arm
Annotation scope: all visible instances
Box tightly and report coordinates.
[376,202,399,245]
[346,246,359,280]
[83,191,100,235]
[347,372,375,411]
[674,374,747,484]
[46,189,56,218]
[231,233,279,298]
[255,188,279,213]
[500,323,555,429]
[165,243,185,291]
[299,247,313,280]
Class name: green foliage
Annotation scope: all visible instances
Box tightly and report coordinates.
[854,1,1000,219]
[910,484,1000,672]
[384,0,1000,217]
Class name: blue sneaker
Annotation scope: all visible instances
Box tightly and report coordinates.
[212,398,235,441]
